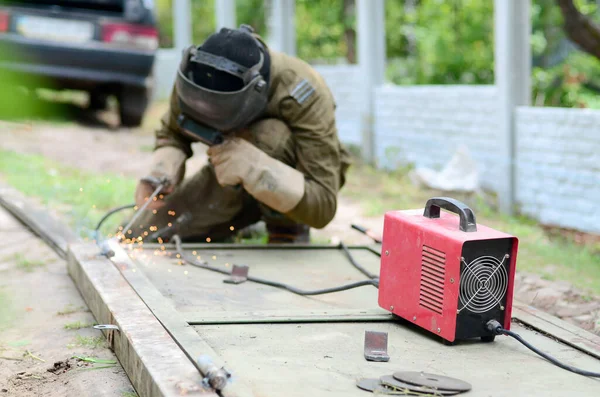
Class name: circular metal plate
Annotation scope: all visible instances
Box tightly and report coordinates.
[356,378,381,392]
[356,378,415,395]
[380,375,460,396]
[393,371,472,392]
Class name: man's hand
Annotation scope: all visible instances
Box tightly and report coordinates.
[134,179,175,211]
[207,137,305,214]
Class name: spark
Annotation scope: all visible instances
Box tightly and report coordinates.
[229,226,235,231]
[192,251,197,255]
[206,238,211,243]
[167,223,172,227]
[144,231,149,236]
[79,187,83,192]
[118,226,124,231]
[184,270,188,275]
[154,251,159,256]
[127,230,132,235]
[134,206,139,211]
[138,236,143,241]
[153,197,158,201]
[196,256,201,260]
[157,237,163,244]
[168,210,176,216]
[176,254,181,259]
[212,255,216,260]
[161,246,166,251]
[153,210,157,214]
[159,194,164,199]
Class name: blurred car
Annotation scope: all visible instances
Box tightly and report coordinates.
[0,0,158,127]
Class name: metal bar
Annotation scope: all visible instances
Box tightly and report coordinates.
[105,239,256,397]
[185,309,394,325]
[0,183,79,259]
[512,303,600,361]
[143,243,379,251]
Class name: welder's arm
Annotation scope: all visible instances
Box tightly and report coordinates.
[153,85,194,177]
[279,91,342,229]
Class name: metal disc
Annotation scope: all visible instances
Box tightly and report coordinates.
[356,378,417,395]
[392,371,472,392]
[357,378,382,392]
[380,375,460,396]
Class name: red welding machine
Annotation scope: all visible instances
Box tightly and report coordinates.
[378,197,518,344]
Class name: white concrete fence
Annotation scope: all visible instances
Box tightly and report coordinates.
[152,52,600,236]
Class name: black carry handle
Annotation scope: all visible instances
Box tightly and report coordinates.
[423,197,477,232]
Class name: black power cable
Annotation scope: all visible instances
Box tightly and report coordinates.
[339,241,378,279]
[94,203,136,241]
[486,320,600,378]
[173,235,379,296]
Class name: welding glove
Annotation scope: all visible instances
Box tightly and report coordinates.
[207,137,305,214]
[135,146,187,210]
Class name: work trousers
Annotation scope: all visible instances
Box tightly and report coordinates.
[127,118,308,243]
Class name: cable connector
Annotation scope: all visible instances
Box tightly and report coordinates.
[485,319,503,335]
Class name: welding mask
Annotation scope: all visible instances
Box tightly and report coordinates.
[175,25,270,133]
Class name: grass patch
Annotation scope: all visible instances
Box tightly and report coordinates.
[0,149,137,239]
[68,335,106,349]
[13,253,45,272]
[343,163,600,295]
[64,321,93,330]
[57,304,88,316]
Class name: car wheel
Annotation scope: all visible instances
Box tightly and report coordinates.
[88,91,108,111]
[119,86,149,128]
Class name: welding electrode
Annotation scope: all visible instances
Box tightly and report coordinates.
[351,224,382,244]
[118,177,168,241]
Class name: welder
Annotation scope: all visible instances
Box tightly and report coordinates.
[128,24,351,244]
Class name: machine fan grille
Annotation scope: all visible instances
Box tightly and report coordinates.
[458,255,509,314]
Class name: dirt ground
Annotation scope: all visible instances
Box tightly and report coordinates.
[0,206,135,396]
[0,101,599,397]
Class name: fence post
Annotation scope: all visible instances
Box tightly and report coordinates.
[173,0,192,52]
[494,0,531,214]
[357,0,386,166]
[216,0,237,30]
[267,0,297,56]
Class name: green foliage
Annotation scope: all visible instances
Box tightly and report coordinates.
[0,150,137,239]
[150,0,600,108]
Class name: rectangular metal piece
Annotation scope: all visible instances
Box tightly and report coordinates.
[364,330,389,362]
[224,264,249,284]
[185,308,393,325]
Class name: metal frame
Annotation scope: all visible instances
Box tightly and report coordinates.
[105,238,390,395]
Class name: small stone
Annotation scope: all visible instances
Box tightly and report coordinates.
[553,280,573,294]
[574,314,594,322]
[530,287,562,308]
[556,302,600,318]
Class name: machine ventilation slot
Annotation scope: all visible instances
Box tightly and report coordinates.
[419,245,446,315]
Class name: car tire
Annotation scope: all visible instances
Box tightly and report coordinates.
[118,86,149,128]
[88,91,108,111]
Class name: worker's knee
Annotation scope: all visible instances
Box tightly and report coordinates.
[247,118,294,163]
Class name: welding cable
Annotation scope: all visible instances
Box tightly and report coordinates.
[339,242,379,280]
[486,320,600,378]
[172,235,379,296]
[94,203,136,241]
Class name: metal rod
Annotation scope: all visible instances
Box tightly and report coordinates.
[118,184,164,241]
